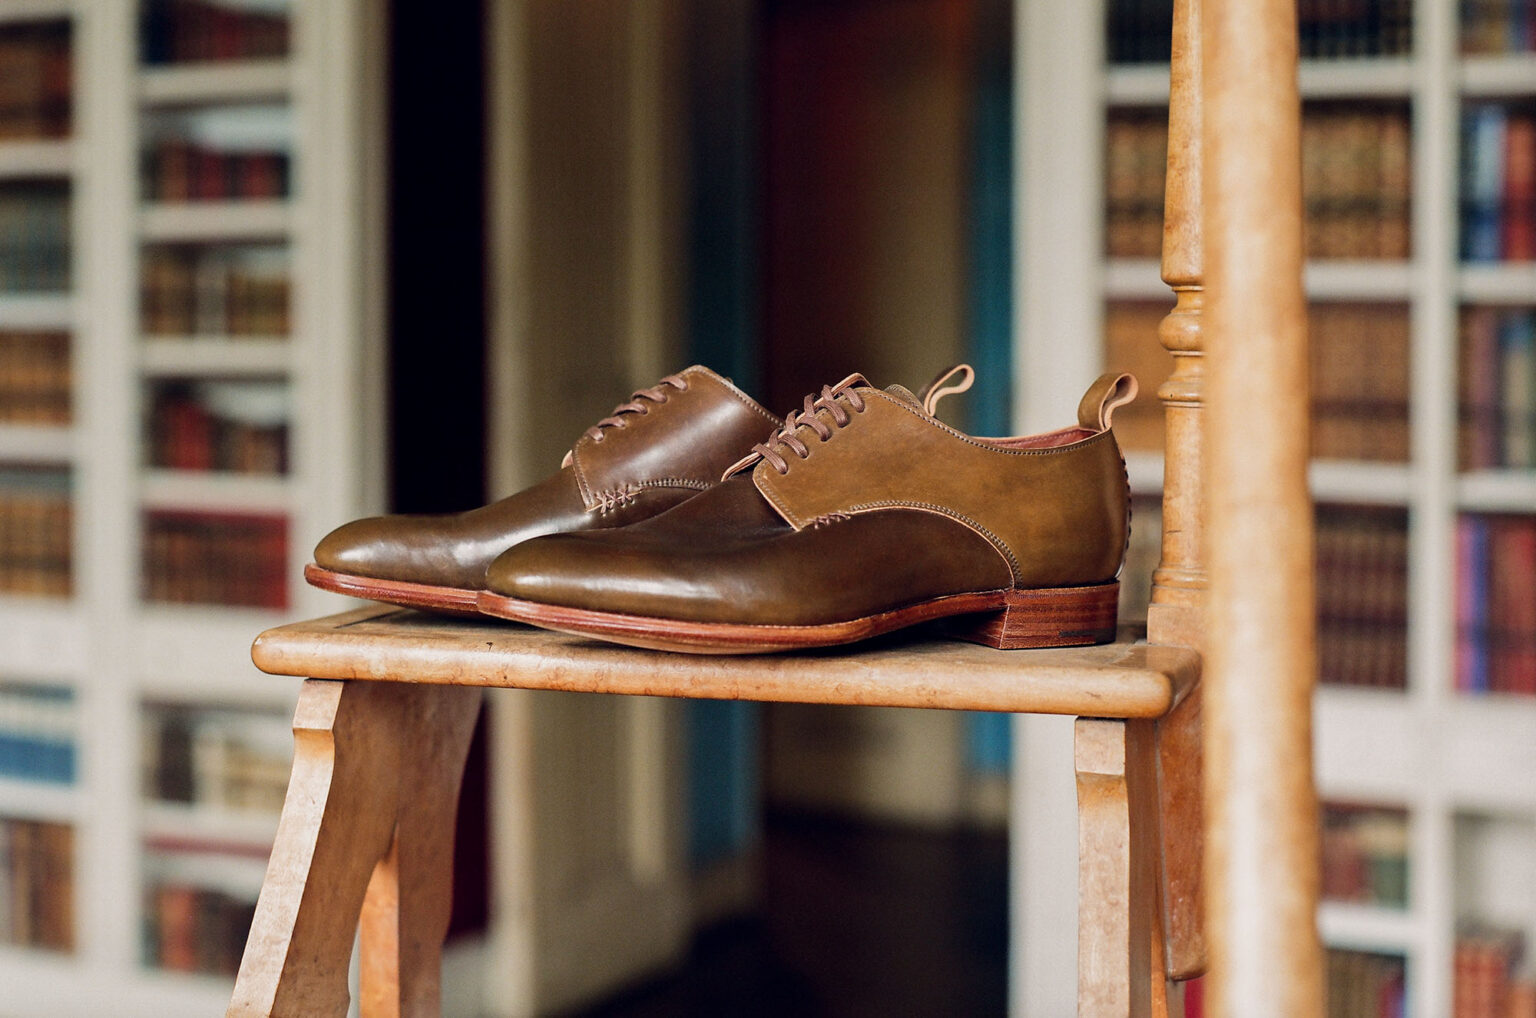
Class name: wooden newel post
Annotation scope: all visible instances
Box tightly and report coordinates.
[1149,0,1206,648]
[1144,0,1210,993]
[1202,0,1325,1015]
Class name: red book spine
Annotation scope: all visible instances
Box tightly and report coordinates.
[1504,113,1536,260]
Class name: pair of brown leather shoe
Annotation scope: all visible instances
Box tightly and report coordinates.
[307,365,1137,654]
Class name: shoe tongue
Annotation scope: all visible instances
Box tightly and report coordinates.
[883,384,923,409]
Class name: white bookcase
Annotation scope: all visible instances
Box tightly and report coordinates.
[0,1,386,1013]
[1014,1,1536,1015]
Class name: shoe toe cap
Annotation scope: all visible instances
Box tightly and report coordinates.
[312,516,401,577]
[314,515,485,588]
[484,535,592,604]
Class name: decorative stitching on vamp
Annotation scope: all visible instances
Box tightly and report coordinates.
[633,477,713,492]
[589,483,641,515]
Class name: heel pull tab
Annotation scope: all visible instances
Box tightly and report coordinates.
[1077,372,1139,432]
[917,363,975,417]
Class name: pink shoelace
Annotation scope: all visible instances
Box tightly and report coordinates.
[584,373,689,442]
[750,376,868,475]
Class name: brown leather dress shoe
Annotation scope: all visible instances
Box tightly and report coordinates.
[477,367,1137,653]
[305,366,779,613]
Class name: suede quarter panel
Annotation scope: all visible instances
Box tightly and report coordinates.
[752,388,1129,588]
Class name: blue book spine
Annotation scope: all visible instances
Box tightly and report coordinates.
[1462,105,1508,262]
[1471,517,1491,694]
[0,733,76,784]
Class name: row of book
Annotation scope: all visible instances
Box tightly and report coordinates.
[1463,0,1536,54]
[1104,111,1168,261]
[0,817,73,953]
[145,880,256,976]
[1327,948,1405,1018]
[1304,104,1413,260]
[1456,514,1536,696]
[147,380,289,476]
[0,20,70,141]
[144,704,292,814]
[1113,297,1536,471]
[1321,803,1409,909]
[1317,504,1410,690]
[0,331,69,426]
[0,466,71,599]
[1460,307,1536,470]
[140,0,289,66]
[1101,301,1171,454]
[1455,928,1536,1018]
[0,182,69,295]
[1461,106,1536,263]
[1311,302,1412,462]
[141,243,290,337]
[1105,299,1412,463]
[142,141,290,203]
[0,683,73,786]
[1113,0,1534,63]
[1108,0,1413,64]
[1296,0,1413,60]
[1106,105,1413,261]
[142,510,287,609]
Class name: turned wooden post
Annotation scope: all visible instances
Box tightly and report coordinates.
[1145,0,1208,990]
[1202,0,1324,1014]
[1149,0,1206,644]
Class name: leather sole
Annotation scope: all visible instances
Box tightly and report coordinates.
[304,563,481,616]
[474,582,1119,655]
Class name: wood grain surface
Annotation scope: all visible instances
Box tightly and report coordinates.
[251,606,1199,719]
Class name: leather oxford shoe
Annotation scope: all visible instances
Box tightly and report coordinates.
[305,366,779,612]
[477,366,1137,653]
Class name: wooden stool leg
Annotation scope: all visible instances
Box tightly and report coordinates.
[358,686,482,1018]
[1077,717,1169,1018]
[229,680,408,1017]
[1155,686,1205,983]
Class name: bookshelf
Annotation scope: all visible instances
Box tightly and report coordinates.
[0,0,387,1013]
[1017,0,1536,1014]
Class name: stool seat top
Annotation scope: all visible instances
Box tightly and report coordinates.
[252,607,1200,717]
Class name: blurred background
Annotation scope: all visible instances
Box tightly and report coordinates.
[0,0,1532,1015]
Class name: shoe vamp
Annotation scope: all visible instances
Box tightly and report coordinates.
[495,495,1014,626]
[315,468,693,588]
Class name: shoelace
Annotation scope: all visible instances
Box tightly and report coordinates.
[584,373,689,442]
[748,376,868,475]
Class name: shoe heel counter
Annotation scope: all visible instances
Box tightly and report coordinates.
[1083,428,1132,585]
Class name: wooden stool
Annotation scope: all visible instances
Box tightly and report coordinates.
[226,608,1204,1018]
[222,0,1341,1005]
